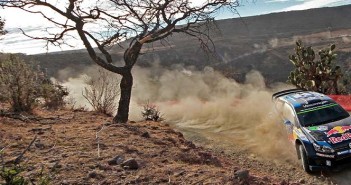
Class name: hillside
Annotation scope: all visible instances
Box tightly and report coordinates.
[0,106,336,184]
[26,4,351,83]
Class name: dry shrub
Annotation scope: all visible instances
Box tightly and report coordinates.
[82,69,120,116]
[141,101,163,122]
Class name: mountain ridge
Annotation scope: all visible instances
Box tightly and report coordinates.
[26,4,351,84]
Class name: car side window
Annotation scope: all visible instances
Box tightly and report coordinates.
[282,104,296,126]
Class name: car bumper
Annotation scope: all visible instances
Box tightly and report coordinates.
[309,153,351,171]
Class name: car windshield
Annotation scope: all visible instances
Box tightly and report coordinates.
[297,104,350,127]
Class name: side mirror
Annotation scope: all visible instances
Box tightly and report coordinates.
[284,120,292,126]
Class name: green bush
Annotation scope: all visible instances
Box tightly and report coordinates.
[0,55,68,112]
[0,55,41,112]
[41,81,69,109]
[0,150,51,185]
[0,166,27,185]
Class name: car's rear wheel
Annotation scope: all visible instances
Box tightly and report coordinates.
[299,144,312,173]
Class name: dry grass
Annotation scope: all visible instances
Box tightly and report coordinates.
[0,108,279,184]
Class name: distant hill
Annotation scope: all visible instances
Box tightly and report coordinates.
[27,4,351,84]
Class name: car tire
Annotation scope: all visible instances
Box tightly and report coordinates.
[299,144,312,173]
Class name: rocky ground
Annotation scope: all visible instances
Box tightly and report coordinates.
[0,107,340,184]
[178,129,338,185]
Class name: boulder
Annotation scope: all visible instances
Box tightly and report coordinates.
[108,155,124,165]
[234,169,249,181]
[121,158,139,170]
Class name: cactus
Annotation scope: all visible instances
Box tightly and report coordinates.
[288,40,342,94]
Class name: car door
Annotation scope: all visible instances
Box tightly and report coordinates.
[273,99,299,141]
[282,103,298,142]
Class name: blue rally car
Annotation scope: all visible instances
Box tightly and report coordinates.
[272,89,351,172]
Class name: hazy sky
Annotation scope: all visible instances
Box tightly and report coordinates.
[235,0,351,17]
[1,0,351,54]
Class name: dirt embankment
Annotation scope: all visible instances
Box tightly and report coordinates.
[0,108,308,184]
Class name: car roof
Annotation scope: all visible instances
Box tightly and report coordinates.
[278,91,334,109]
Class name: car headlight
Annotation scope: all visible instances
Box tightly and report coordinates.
[313,143,335,154]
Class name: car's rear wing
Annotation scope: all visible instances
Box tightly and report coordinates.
[272,89,304,100]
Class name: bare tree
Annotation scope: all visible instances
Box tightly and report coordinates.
[1,0,240,123]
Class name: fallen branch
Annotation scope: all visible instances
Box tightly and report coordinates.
[14,135,37,164]
[0,111,30,122]
[0,110,73,124]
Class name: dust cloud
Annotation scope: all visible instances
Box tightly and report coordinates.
[60,64,297,163]
[61,76,92,110]
[129,64,297,163]
[342,36,351,43]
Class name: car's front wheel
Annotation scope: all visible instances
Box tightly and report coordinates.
[299,144,312,173]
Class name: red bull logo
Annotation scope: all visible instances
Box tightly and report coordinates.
[326,125,351,137]
[329,133,351,144]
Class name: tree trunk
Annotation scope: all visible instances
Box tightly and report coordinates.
[113,70,133,123]
[113,41,143,123]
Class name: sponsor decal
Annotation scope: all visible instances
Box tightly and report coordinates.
[326,125,351,137]
[308,126,328,131]
[298,103,338,114]
[316,153,335,158]
[302,100,329,108]
[329,133,351,144]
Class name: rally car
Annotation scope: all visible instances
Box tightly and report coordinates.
[272,89,351,173]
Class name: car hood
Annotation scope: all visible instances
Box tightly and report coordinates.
[303,116,351,145]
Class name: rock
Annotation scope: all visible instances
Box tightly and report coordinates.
[121,158,139,170]
[35,142,45,149]
[88,170,104,179]
[234,169,249,181]
[279,180,288,185]
[299,178,306,184]
[108,155,124,165]
[88,171,98,178]
[141,132,150,138]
